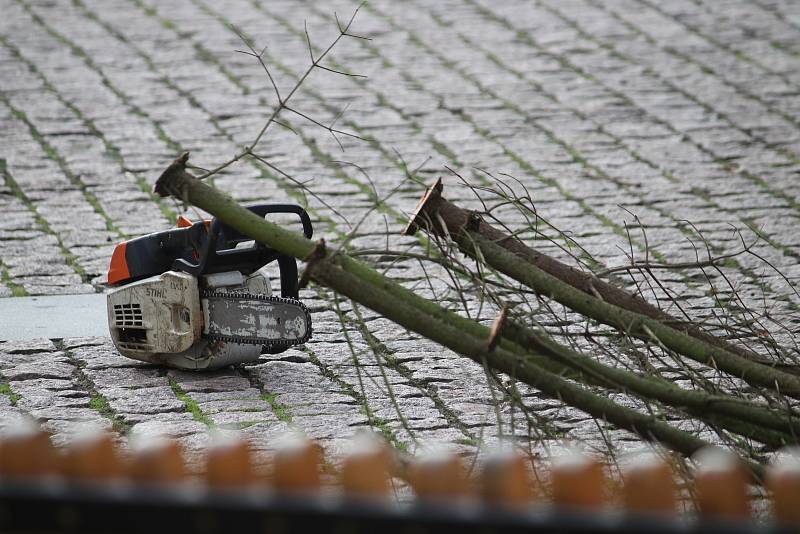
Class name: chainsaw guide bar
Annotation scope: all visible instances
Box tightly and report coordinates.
[201,291,312,348]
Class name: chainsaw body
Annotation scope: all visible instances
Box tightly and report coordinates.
[106,205,313,370]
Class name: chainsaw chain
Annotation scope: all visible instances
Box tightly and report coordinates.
[200,290,312,348]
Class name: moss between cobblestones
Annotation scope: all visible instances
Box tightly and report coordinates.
[303,347,409,454]
[1,158,91,286]
[232,421,260,429]
[189,42,247,93]
[12,3,179,227]
[347,305,477,445]
[452,436,480,448]
[369,416,408,454]
[260,392,292,423]
[5,32,177,226]
[60,342,130,433]
[0,267,27,297]
[168,378,214,427]
[138,4,175,30]
[1,89,125,238]
[237,364,295,424]
[83,387,127,432]
[87,392,127,433]
[0,383,21,406]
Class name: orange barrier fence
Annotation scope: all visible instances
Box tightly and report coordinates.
[0,423,797,533]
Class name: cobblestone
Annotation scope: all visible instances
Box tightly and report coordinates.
[1,0,799,466]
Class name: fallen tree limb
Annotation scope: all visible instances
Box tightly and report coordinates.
[154,153,769,479]
[404,179,790,371]
[502,322,798,446]
[340,250,800,445]
[404,179,800,399]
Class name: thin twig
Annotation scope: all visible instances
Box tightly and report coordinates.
[196,3,366,180]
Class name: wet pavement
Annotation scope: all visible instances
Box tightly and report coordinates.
[1,0,800,464]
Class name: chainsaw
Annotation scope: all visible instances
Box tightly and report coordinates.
[105,204,313,370]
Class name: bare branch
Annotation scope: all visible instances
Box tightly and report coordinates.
[304,20,315,63]
[231,25,282,104]
[316,64,367,78]
[197,4,367,180]
[343,31,372,41]
[595,241,755,277]
[334,11,343,33]
[284,105,364,143]
[273,119,298,135]
[246,151,351,228]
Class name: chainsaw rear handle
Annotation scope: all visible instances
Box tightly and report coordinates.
[173,204,313,299]
[108,204,313,299]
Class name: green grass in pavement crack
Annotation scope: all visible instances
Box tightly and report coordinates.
[345,306,478,444]
[0,91,125,238]
[238,364,298,424]
[168,378,214,427]
[0,35,178,226]
[0,264,27,297]
[459,0,800,215]
[303,346,409,453]
[260,392,293,423]
[60,343,130,433]
[0,158,92,286]
[0,382,21,406]
[13,0,180,224]
[540,0,800,169]
[16,0,180,153]
[87,393,127,431]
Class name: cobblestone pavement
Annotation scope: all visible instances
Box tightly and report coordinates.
[1,0,800,467]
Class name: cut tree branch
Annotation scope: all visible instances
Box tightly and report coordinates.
[154,153,768,480]
[404,178,800,398]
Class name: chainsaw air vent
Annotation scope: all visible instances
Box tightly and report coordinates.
[114,303,143,327]
[117,341,153,352]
